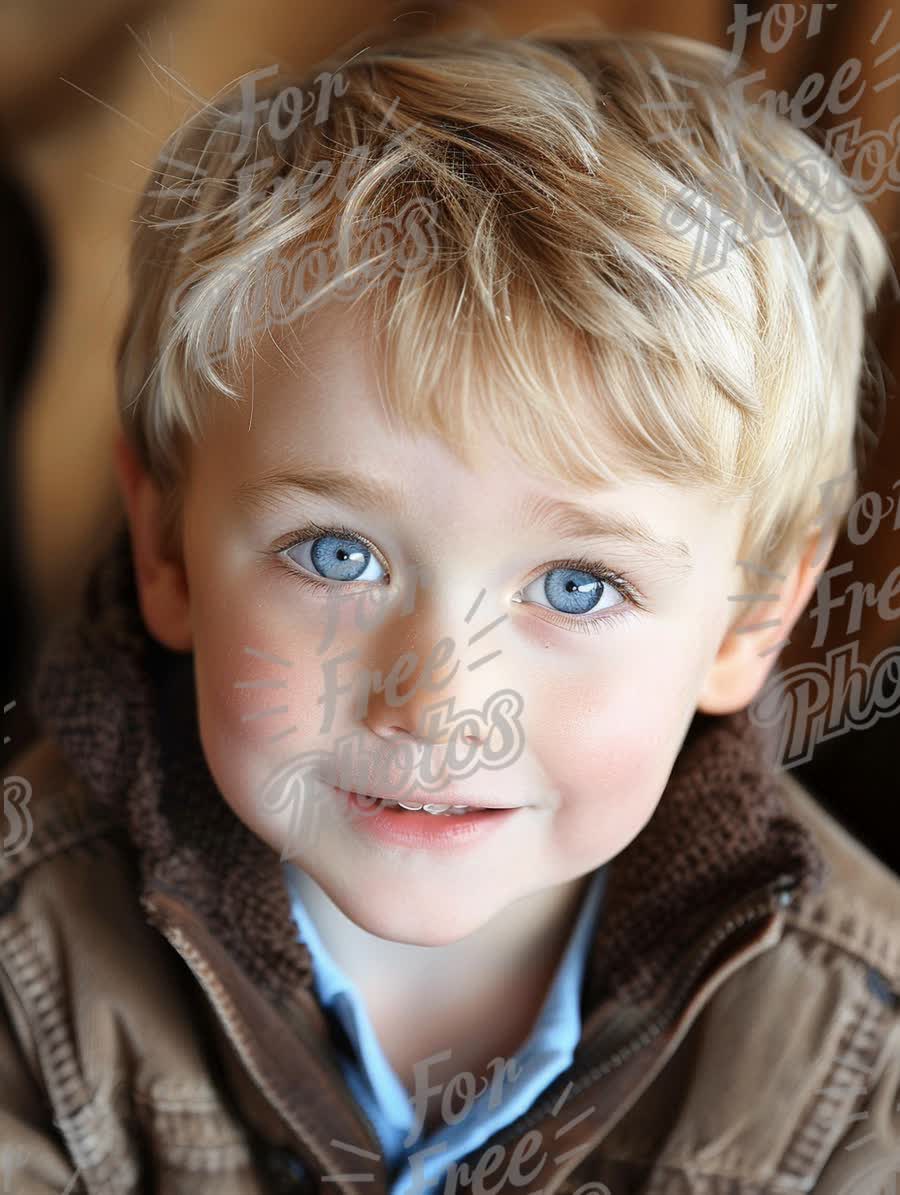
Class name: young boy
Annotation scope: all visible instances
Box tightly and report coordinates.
[2,23,899,1195]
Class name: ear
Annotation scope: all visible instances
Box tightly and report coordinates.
[697,531,835,715]
[112,430,193,653]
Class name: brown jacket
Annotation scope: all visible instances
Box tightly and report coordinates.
[1,527,899,1194]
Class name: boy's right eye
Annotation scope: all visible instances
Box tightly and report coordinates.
[283,528,387,586]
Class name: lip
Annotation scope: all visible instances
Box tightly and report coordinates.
[333,786,522,851]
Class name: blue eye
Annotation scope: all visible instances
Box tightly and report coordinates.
[272,526,639,634]
[284,531,386,583]
[520,565,626,616]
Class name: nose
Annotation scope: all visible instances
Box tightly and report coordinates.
[364,645,486,791]
[368,722,484,795]
[358,581,510,784]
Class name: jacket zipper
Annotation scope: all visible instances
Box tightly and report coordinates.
[155,918,384,1191]
[153,871,798,1194]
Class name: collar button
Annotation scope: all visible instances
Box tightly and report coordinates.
[867,965,900,1009]
[261,1144,316,1192]
[0,878,22,917]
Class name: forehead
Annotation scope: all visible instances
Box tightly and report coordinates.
[196,299,602,486]
[188,302,744,568]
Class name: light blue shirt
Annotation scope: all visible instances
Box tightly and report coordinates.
[282,862,608,1195]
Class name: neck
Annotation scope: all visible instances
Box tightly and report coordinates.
[288,865,596,1078]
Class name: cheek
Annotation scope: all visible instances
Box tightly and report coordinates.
[189,552,372,750]
[529,632,707,866]
[189,591,346,844]
[195,606,328,747]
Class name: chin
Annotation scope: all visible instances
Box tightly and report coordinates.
[322,875,493,946]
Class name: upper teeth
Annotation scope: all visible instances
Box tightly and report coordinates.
[386,800,475,815]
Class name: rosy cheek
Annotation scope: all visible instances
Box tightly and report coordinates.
[194,600,333,755]
[193,613,340,844]
[530,663,693,864]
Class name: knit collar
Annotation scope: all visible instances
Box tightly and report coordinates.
[29,523,827,1021]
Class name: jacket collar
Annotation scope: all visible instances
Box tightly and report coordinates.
[29,522,827,1015]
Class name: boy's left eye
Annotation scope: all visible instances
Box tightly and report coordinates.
[519,566,626,616]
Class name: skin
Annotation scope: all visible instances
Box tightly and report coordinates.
[114,299,830,1118]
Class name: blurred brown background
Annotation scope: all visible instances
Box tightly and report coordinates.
[1,0,898,867]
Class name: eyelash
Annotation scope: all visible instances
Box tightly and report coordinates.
[268,520,645,635]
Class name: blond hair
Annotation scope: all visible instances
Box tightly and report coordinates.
[116,24,891,608]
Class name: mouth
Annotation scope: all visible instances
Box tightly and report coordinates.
[369,797,510,816]
[335,786,520,815]
[333,787,522,849]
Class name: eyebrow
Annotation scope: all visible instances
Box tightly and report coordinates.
[237,467,412,519]
[236,467,693,570]
[518,494,693,571]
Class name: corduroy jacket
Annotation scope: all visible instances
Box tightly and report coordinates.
[1,527,899,1194]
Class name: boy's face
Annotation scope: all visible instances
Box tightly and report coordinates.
[120,302,804,947]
